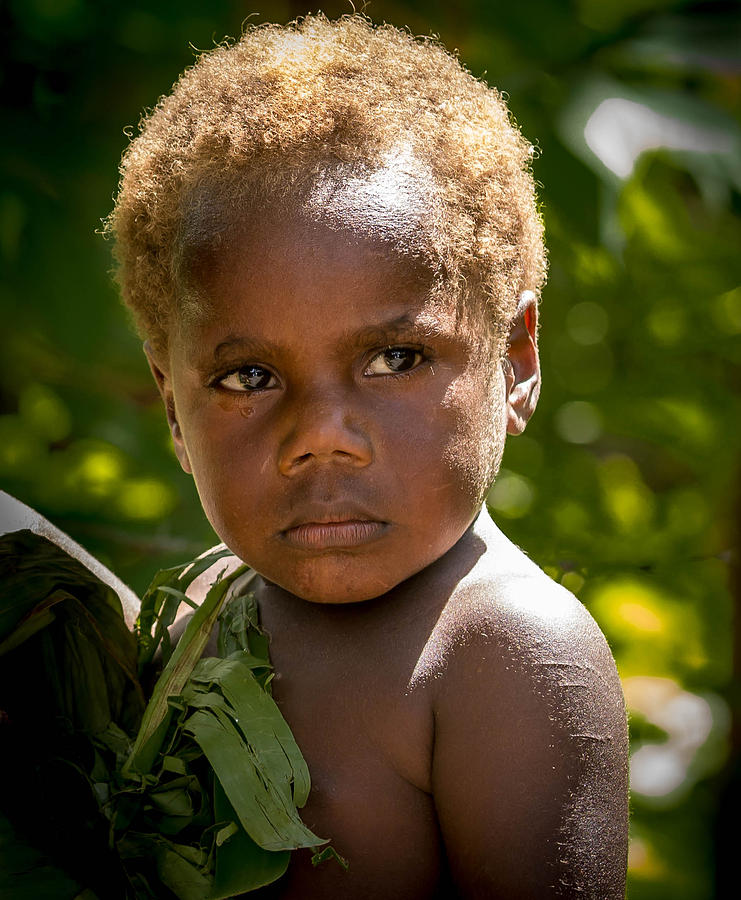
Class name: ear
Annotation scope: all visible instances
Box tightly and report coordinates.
[503,291,541,435]
[143,341,193,474]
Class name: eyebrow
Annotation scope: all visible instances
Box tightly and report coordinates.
[212,335,277,362]
[344,314,445,349]
[206,313,447,366]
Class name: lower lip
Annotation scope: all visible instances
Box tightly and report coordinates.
[282,520,387,550]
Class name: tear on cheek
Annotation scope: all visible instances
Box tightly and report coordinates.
[212,392,255,416]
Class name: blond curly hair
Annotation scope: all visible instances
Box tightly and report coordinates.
[107,13,546,353]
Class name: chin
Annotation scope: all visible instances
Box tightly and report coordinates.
[270,557,399,605]
[279,576,389,606]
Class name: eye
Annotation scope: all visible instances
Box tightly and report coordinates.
[218,365,277,392]
[365,346,424,376]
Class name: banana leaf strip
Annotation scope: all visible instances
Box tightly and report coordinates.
[188,655,311,807]
[211,780,290,897]
[122,565,257,778]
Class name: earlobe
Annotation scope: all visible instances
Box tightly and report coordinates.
[504,291,541,436]
[143,341,193,474]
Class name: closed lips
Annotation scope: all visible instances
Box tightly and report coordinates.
[281,519,387,549]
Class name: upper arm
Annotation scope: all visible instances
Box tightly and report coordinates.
[431,579,628,899]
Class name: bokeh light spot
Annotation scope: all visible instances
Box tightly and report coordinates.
[560,571,585,594]
[18,382,72,443]
[555,400,602,444]
[571,244,616,288]
[116,477,176,521]
[646,303,686,345]
[617,601,664,633]
[655,398,715,447]
[566,301,609,345]
[624,676,720,803]
[598,455,655,531]
[591,579,667,639]
[551,500,590,536]
[584,97,732,179]
[488,470,535,518]
[0,415,46,473]
[631,743,687,796]
[711,285,741,335]
[64,443,125,498]
[628,834,665,879]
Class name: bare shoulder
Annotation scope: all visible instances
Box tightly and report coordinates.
[426,509,628,899]
[439,547,622,708]
[418,509,624,714]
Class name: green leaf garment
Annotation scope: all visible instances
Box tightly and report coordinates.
[0,530,339,899]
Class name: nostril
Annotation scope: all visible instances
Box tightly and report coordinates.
[277,410,374,475]
[284,447,365,475]
[295,448,354,466]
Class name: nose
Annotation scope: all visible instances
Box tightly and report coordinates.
[277,386,373,475]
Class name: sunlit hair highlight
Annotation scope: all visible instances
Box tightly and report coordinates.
[107,13,546,353]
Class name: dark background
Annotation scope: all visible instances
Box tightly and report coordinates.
[1,1,739,896]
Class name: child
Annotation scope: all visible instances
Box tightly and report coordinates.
[108,14,628,898]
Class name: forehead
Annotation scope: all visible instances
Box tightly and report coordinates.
[177,210,449,359]
[198,216,429,303]
[302,149,442,251]
[176,166,453,326]
[177,153,443,288]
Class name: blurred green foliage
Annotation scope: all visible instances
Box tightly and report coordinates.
[1,1,739,897]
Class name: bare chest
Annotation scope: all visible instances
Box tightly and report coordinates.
[254,596,448,898]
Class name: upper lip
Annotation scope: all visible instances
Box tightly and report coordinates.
[281,502,385,531]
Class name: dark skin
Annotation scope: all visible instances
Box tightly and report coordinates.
[149,185,628,898]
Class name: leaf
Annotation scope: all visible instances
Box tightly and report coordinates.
[0,595,60,657]
[217,588,268,662]
[157,586,198,608]
[0,531,144,736]
[202,655,311,808]
[123,568,256,777]
[0,531,134,659]
[136,547,236,674]
[155,840,212,900]
[311,845,350,870]
[187,709,322,850]
[0,810,88,900]
[149,787,194,818]
[210,780,290,898]
[162,755,188,775]
[117,834,212,900]
[214,822,238,847]
[184,677,322,851]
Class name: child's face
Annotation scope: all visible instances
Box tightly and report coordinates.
[155,200,513,604]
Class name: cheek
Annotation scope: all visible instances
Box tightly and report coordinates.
[440,365,506,502]
[178,408,266,524]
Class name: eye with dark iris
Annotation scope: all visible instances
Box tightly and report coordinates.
[219,365,276,391]
[366,346,423,376]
